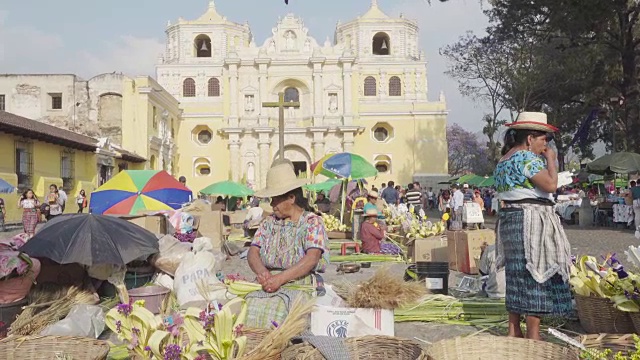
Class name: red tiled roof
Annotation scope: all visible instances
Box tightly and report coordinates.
[0,111,98,151]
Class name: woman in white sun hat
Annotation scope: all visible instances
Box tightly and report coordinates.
[245,162,330,328]
[493,112,572,340]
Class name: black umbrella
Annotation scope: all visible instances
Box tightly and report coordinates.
[20,214,159,266]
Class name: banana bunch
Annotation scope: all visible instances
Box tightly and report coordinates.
[406,220,446,239]
[321,213,350,232]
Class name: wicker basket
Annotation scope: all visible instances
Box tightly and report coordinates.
[576,333,638,357]
[280,335,425,360]
[0,335,110,359]
[426,335,579,360]
[575,294,635,334]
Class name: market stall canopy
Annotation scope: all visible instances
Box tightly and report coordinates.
[0,178,15,194]
[90,170,192,215]
[304,179,342,193]
[311,152,378,179]
[20,214,159,266]
[475,176,495,187]
[200,180,254,197]
[448,174,478,185]
[586,152,640,175]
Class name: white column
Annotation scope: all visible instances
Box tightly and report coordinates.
[259,140,271,188]
[229,134,241,182]
[257,61,269,126]
[343,132,354,153]
[229,62,239,127]
[343,66,353,124]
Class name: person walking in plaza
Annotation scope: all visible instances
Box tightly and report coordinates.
[451,184,464,222]
[46,184,64,221]
[0,196,5,232]
[406,183,423,214]
[18,189,40,238]
[493,112,572,341]
[76,189,87,213]
[57,187,67,213]
[381,181,399,206]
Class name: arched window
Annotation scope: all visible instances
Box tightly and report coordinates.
[364,76,377,97]
[372,32,390,56]
[208,78,220,97]
[183,78,196,97]
[389,76,402,96]
[194,34,212,58]
[284,87,299,103]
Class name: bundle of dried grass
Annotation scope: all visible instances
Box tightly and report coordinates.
[9,283,98,336]
[240,295,315,360]
[336,268,427,310]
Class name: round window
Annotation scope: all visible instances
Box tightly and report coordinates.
[198,166,211,175]
[374,127,389,142]
[197,130,213,144]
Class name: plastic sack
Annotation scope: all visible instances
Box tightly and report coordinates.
[192,237,226,273]
[40,304,105,338]
[154,273,174,289]
[151,235,192,276]
[173,251,226,308]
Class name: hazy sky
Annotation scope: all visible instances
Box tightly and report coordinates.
[0,0,490,130]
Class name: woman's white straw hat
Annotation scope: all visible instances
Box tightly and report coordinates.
[506,112,558,133]
[254,162,310,198]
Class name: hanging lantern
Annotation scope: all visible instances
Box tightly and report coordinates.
[200,40,209,51]
[381,40,388,50]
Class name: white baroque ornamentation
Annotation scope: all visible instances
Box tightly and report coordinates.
[328,94,338,113]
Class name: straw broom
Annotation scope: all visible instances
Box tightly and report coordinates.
[240,295,315,360]
[334,267,427,310]
[9,285,98,336]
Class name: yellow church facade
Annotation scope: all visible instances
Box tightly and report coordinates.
[157,1,449,192]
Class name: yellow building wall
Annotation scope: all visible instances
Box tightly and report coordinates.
[0,131,98,223]
[352,115,448,185]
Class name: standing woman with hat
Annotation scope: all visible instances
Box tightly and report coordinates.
[246,162,330,328]
[494,112,572,340]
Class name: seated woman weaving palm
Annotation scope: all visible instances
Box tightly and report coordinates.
[246,162,329,328]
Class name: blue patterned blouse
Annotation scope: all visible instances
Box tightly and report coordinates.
[494,150,553,201]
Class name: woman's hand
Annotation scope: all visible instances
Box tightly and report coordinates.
[262,273,286,293]
[256,271,272,286]
[542,147,557,163]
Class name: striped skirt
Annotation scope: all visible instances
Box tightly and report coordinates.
[498,207,573,316]
[22,209,38,233]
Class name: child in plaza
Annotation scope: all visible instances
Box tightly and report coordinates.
[18,189,40,238]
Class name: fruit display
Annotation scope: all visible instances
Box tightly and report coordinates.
[405,220,447,239]
[321,213,351,232]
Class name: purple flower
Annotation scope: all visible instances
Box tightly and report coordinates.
[128,332,139,350]
[234,324,244,337]
[168,313,183,338]
[199,310,215,330]
[271,320,279,328]
[117,301,133,317]
[132,327,141,335]
[164,344,182,360]
[144,346,151,352]
[115,320,122,333]
[218,303,223,311]
[194,355,207,360]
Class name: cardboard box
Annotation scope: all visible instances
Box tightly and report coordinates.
[447,229,495,274]
[408,236,448,263]
[311,305,394,338]
[125,215,168,235]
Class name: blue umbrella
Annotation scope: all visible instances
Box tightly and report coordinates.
[0,179,15,194]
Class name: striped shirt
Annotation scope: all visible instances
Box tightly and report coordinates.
[405,190,422,205]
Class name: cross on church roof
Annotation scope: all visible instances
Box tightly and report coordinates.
[262,92,301,166]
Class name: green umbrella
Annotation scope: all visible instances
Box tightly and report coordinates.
[586,152,640,175]
[476,176,495,187]
[304,179,342,193]
[451,174,477,184]
[465,175,487,186]
[200,180,254,197]
[311,152,378,179]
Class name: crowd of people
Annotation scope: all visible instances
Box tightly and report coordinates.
[0,185,89,238]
